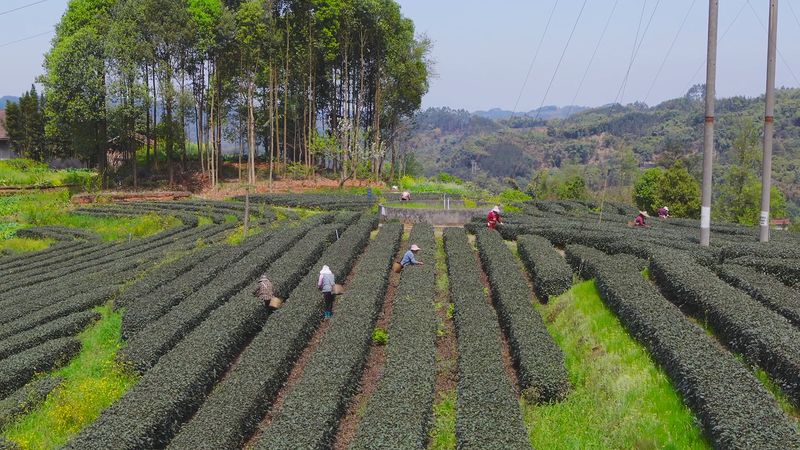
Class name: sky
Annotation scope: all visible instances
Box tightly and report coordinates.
[2,0,800,112]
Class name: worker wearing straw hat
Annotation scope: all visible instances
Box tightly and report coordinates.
[400,244,424,268]
[634,210,650,227]
[487,205,503,229]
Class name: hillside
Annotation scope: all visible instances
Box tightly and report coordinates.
[407,87,800,211]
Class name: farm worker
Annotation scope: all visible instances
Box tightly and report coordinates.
[318,265,336,319]
[401,191,411,201]
[634,211,649,227]
[487,205,502,229]
[252,274,275,310]
[657,206,670,219]
[400,244,424,267]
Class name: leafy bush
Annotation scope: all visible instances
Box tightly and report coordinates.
[443,227,530,450]
[252,222,402,449]
[351,223,437,450]
[0,376,62,429]
[475,228,570,402]
[517,234,573,302]
[564,244,800,449]
[650,248,800,407]
[717,263,800,327]
[0,337,80,398]
[163,215,381,450]
[371,327,388,346]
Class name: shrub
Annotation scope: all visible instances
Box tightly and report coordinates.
[517,234,573,301]
[717,263,800,327]
[371,327,389,346]
[475,228,570,402]
[650,248,800,407]
[252,222,402,449]
[564,244,800,449]
[0,337,80,398]
[350,223,437,450]
[162,215,381,449]
[443,227,530,450]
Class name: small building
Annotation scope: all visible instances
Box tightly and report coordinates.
[0,109,13,160]
[770,218,791,231]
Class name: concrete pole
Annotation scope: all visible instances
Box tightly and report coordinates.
[700,0,718,247]
[760,0,778,242]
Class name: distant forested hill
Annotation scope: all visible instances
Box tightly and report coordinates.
[407,88,800,209]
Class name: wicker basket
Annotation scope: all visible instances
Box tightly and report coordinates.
[269,297,283,309]
[333,284,345,295]
[392,262,402,273]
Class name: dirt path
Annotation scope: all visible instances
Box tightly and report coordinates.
[472,240,522,396]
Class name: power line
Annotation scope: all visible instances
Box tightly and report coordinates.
[746,0,800,87]
[0,0,49,17]
[644,0,698,104]
[0,30,53,49]
[614,0,648,105]
[616,0,662,104]
[683,0,748,94]
[509,0,560,123]
[566,0,620,116]
[533,0,589,122]
[788,0,800,32]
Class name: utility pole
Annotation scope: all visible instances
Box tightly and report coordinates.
[700,0,718,247]
[760,0,778,242]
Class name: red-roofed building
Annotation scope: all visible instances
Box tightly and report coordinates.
[0,109,12,159]
[770,218,791,231]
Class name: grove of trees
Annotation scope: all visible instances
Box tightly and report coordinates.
[16,0,431,187]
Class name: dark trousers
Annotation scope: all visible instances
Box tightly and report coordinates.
[323,291,334,313]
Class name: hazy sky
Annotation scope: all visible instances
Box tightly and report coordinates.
[2,0,800,112]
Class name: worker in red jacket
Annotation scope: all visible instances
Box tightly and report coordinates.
[487,205,502,229]
[634,211,650,227]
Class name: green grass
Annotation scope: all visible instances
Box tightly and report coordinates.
[524,281,709,450]
[428,233,456,449]
[3,303,138,449]
[1,190,181,243]
[0,159,98,189]
[0,236,54,254]
[428,391,456,450]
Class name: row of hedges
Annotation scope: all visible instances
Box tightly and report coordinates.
[75,202,201,228]
[443,227,530,450]
[0,286,118,341]
[564,244,800,448]
[68,215,377,449]
[113,245,218,311]
[0,223,228,317]
[728,256,800,288]
[649,249,800,407]
[517,234,573,302]
[64,285,268,449]
[252,222,403,449]
[239,193,374,211]
[0,310,98,360]
[0,376,62,430]
[120,223,337,373]
[15,226,100,242]
[717,263,800,327]
[0,337,80,398]
[0,240,83,271]
[166,215,384,449]
[475,228,570,402]
[120,229,279,339]
[349,223,437,450]
[0,221,199,298]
